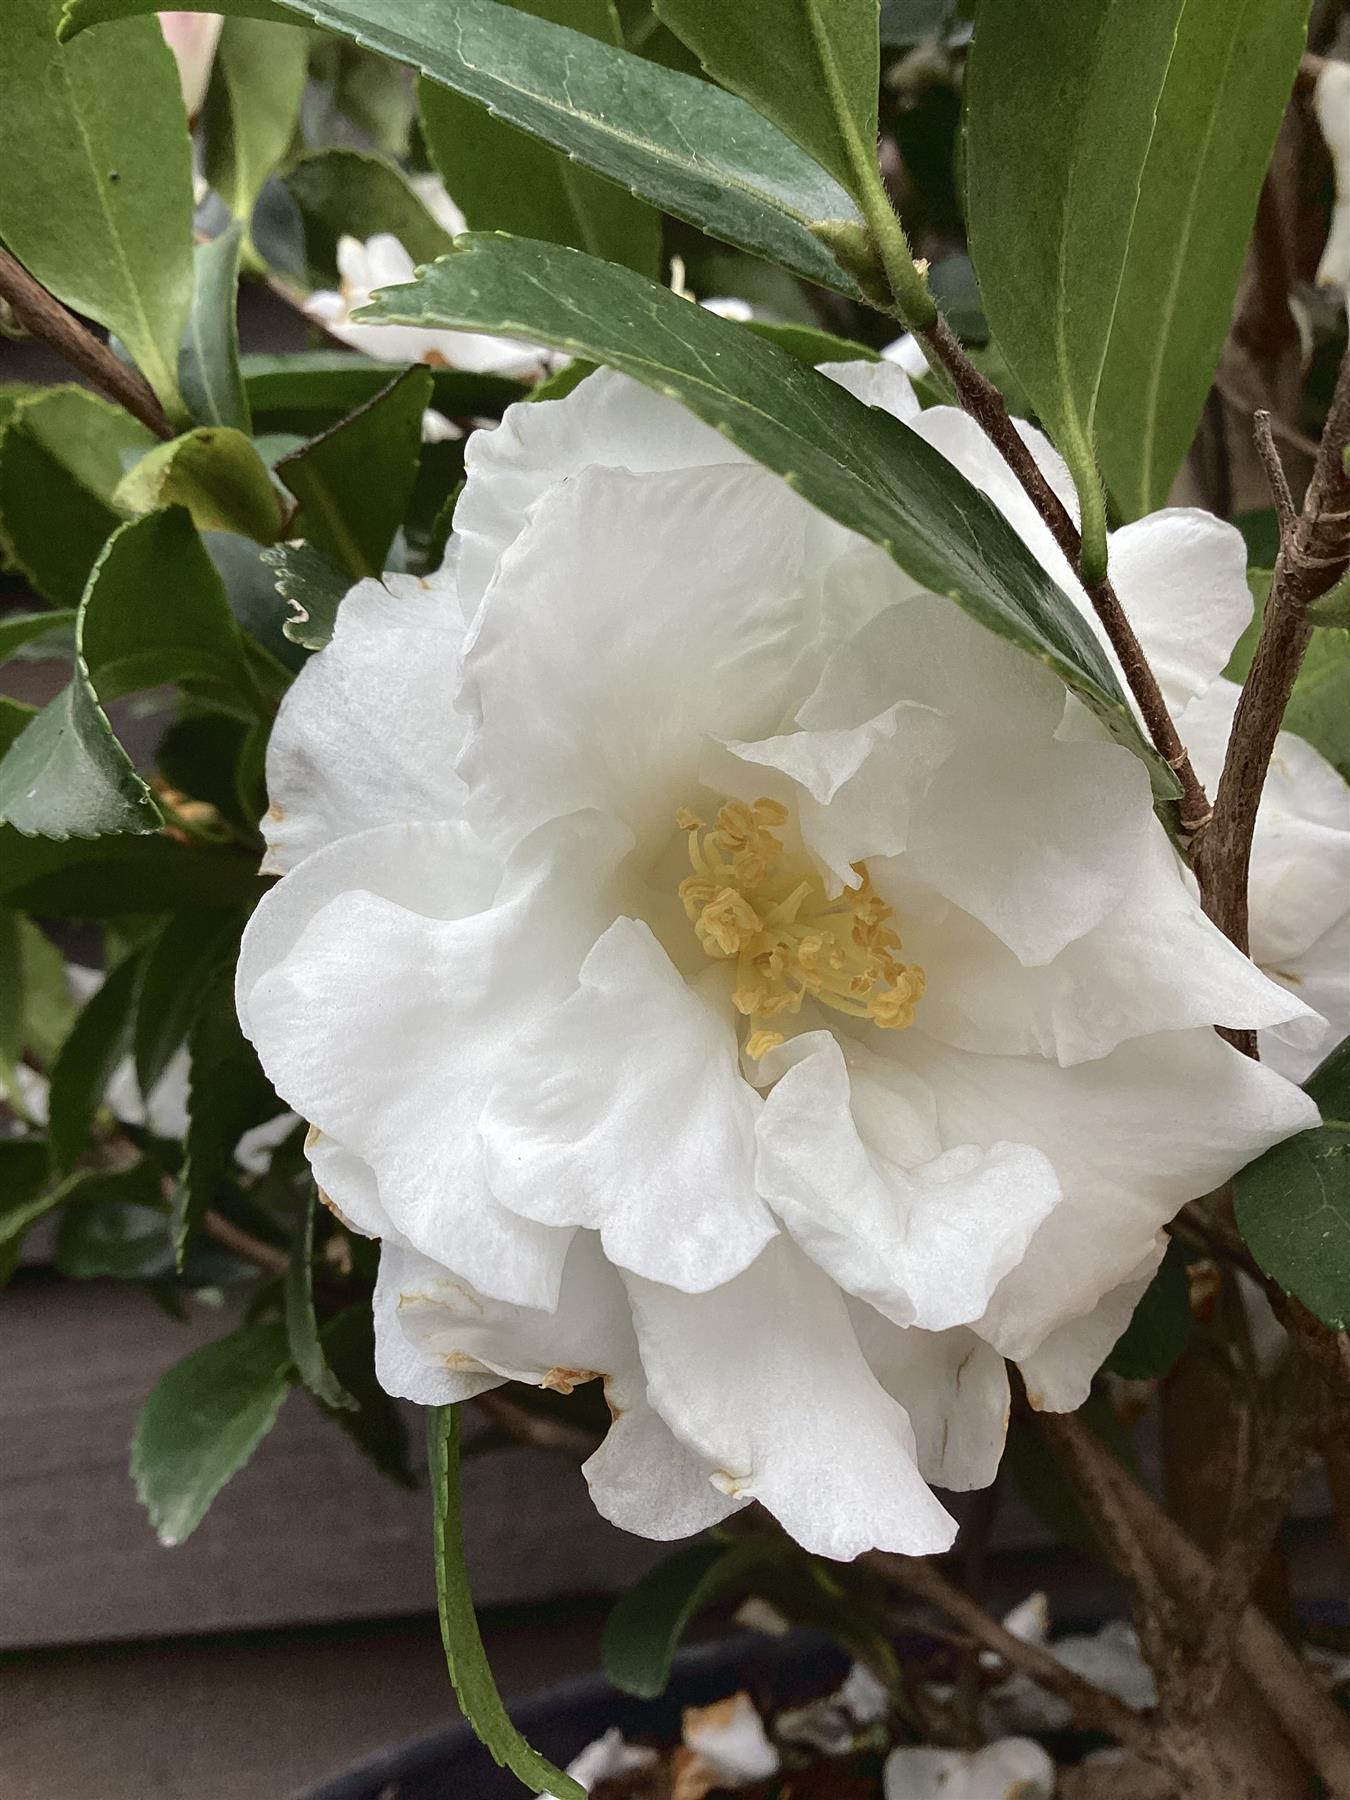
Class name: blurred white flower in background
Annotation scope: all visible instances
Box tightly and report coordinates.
[157,11,222,119]
[884,1737,1055,1799]
[1314,61,1350,304]
[237,358,1331,1561]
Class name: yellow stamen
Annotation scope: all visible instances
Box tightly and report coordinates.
[677,798,924,1054]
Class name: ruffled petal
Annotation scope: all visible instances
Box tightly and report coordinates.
[898,827,1316,1066]
[458,463,828,856]
[755,1031,1059,1332]
[849,1303,1011,1492]
[239,812,634,1308]
[884,1029,1318,1360]
[1261,913,1350,1083]
[261,569,467,875]
[625,1237,959,1560]
[480,917,776,1292]
[1017,1245,1164,1414]
[1107,512,1251,716]
[381,1234,738,1538]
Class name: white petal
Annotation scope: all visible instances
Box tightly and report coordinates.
[480,916,776,1292]
[625,1237,958,1560]
[891,1031,1318,1360]
[382,1234,737,1540]
[755,1031,1059,1331]
[819,356,922,422]
[1018,1244,1165,1413]
[850,1304,1011,1492]
[884,1738,1056,1800]
[240,812,632,1308]
[1107,512,1251,716]
[261,570,466,874]
[682,1693,779,1784]
[458,463,825,855]
[1260,913,1350,1083]
[309,1131,395,1241]
[900,825,1315,1066]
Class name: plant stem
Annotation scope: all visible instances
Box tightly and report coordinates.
[1195,343,1350,954]
[0,247,174,442]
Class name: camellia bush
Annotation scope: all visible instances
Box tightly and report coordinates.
[1,0,1349,1794]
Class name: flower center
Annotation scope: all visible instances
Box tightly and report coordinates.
[676,798,925,1060]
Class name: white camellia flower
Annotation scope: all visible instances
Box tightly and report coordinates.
[237,359,1326,1561]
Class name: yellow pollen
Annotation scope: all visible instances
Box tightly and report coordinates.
[677,798,925,1056]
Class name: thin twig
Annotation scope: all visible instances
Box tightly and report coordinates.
[863,1550,1157,1753]
[1253,411,1297,538]
[1196,343,1350,954]
[201,1208,291,1277]
[472,1390,601,1461]
[0,247,174,440]
[919,313,1212,838]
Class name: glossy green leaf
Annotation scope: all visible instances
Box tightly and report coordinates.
[427,1406,583,1799]
[283,148,453,286]
[181,225,252,433]
[0,830,269,916]
[0,1140,54,1243]
[134,909,245,1095]
[133,1322,293,1545]
[363,236,1167,792]
[1104,1239,1195,1382]
[116,427,286,543]
[0,912,23,1066]
[46,947,145,1172]
[0,388,154,607]
[0,611,77,661]
[745,320,877,368]
[13,917,77,1065]
[175,972,282,1261]
[1094,0,1310,518]
[0,671,162,840]
[965,0,1181,576]
[419,0,661,279]
[60,0,869,299]
[1236,1039,1350,1331]
[53,1160,173,1279]
[277,365,433,576]
[654,0,878,200]
[603,1538,775,1698]
[202,16,310,223]
[265,541,353,650]
[0,0,194,412]
[285,1187,357,1409]
[241,350,524,435]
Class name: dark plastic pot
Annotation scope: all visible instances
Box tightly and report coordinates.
[302,1631,849,1800]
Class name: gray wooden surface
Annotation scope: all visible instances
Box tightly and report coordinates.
[0,1274,662,1651]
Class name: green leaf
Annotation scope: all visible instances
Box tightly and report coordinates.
[654,0,878,201]
[265,541,353,650]
[134,909,245,1094]
[277,365,433,577]
[1226,577,1350,783]
[363,235,1167,793]
[1309,573,1350,632]
[0,1139,55,1244]
[0,388,154,607]
[1093,0,1311,519]
[132,1322,293,1545]
[603,1538,773,1698]
[0,508,263,841]
[60,0,868,300]
[202,16,310,224]
[181,225,252,433]
[53,1160,173,1279]
[1236,1038,1350,1332]
[242,350,525,435]
[285,1187,357,1409]
[317,1304,416,1485]
[1104,1239,1195,1382]
[283,147,453,286]
[116,428,286,543]
[745,319,878,367]
[0,610,78,661]
[175,972,282,1261]
[0,831,270,916]
[14,917,78,1065]
[419,0,661,279]
[427,1406,583,1799]
[47,946,145,1172]
[964,0,1182,576]
[0,0,194,413]
[0,911,22,1066]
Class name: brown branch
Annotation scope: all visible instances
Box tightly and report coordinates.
[1042,1410,1350,1799]
[920,313,1212,839]
[472,1390,601,1462]
[863,1549,1157,1753]
[1196,344,1350,954]
[201,1208,291,1277]
[1253,411,1297,537]
[0,247,174,441]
